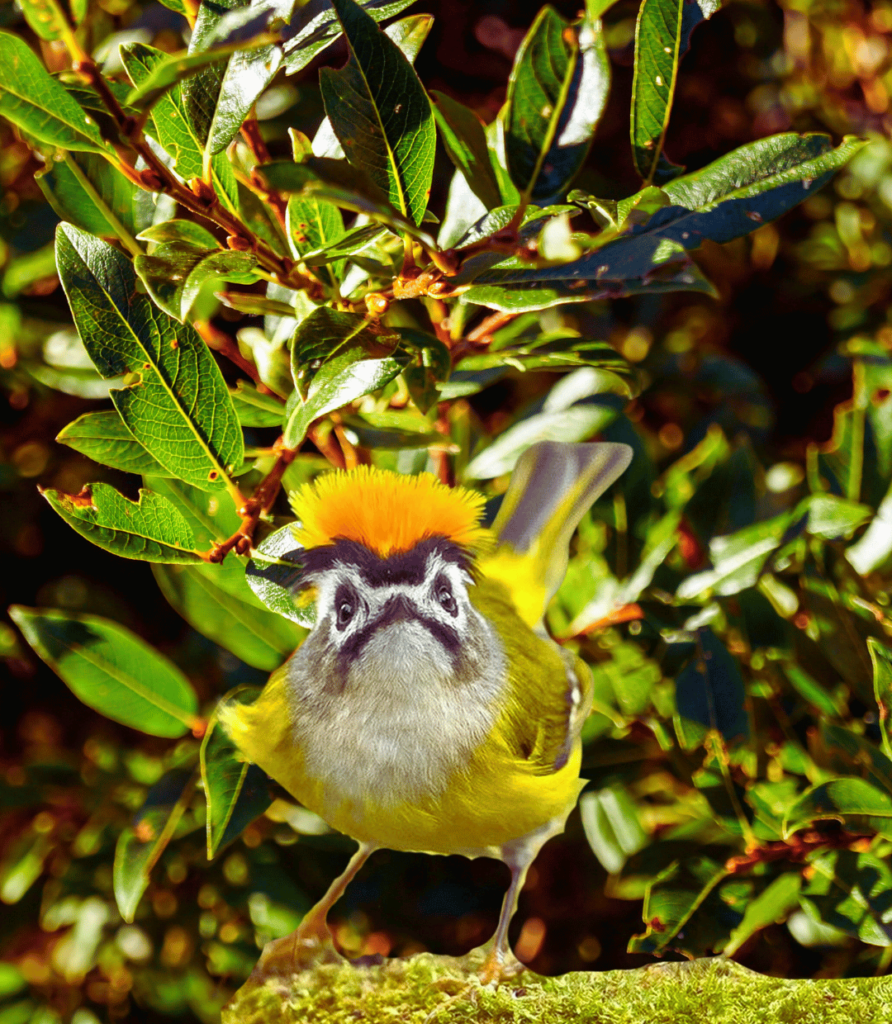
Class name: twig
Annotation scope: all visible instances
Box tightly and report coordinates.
[240,117,289,229]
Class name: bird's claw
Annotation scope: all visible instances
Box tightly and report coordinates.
[249,926,345,983]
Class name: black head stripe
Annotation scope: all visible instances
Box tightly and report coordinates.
[295,535,473,590]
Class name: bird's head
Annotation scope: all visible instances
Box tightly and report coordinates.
[286,467,499,699]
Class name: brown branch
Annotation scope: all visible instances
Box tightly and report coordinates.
[466,310,520,344]
[240,118,288,229]
[725,830,872,875]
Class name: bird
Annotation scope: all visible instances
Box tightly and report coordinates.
[219,439,632,982]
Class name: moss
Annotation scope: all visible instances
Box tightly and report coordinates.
[223,950,892,1024]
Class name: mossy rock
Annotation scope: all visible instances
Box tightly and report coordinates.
[223,949,892,1023]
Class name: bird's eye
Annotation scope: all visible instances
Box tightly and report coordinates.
[335,585,357,630]
[434,575,457,615]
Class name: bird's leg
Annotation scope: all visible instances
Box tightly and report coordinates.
[479,852,533,985]
[251,842,376,980]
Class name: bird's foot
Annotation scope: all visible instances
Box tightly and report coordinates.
[478,944,528,985]
[248,923,345,983]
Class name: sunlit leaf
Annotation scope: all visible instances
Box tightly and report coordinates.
[57,410,173,477]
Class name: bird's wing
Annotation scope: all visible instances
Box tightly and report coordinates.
[479,441,632,633]
[473,577,593,776]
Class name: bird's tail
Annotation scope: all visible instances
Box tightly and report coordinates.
[480,442,632,630]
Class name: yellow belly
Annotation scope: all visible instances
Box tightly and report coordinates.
[219,670,584,857]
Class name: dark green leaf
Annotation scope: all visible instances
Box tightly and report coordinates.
[800,849,892,946]
[201,689,273,857]
[505,6,609,202]
[9,606,199,737]
[56,409,173,477]
[784,777,892,839]
[286,194,346,291]
[869,638,892,760]
[230,381,286,428]
[722,873,802,955]
[397,327,451,413]
[56,225,244,492]
[41,482,206,563]
[817,723,892,796]
[138,220,221,248]
[674,628,748,749]
[431,91,503,211]
[135,246,259,322]
[114,768,196,922]
[319,0,435,225]
[0,31,107,153]
[245,523,312,626]
[153,562,302,671]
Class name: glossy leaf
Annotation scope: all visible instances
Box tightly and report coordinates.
[722,873,802,956]
[57,410,172,477]
[135,246,259,322]
[0,32,107,153]
[41,483,206,563]
[56,225,243,492]
[505,6,609,202]
[201,689,273,857]
[431,91,503,211]
[9,606,199,737]
[784,778,892,839]
[580,787,648,874]
[818,723,892,796]
[246,523,312,626]
[153,562,301,671]
[674,628,748,749]
[800,849,892,947]
[230,381,286,428]
[286,194,346,291]
[114,768,196,922]
[631,0,721,184]
[319,0,435,225]
[868,639,892,764]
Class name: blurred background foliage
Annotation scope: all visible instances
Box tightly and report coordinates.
[3,0,892,1020]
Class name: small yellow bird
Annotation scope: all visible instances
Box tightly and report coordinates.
[220,440,632,981]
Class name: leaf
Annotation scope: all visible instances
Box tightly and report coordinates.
[138,220,221,248]
[869,638,892,760]
[114,768,196,922]
[0,31,107,153]
[505,6,610,202]
[56,225,244,492]
[201,690,273,857]
[801,849,892,947]
[56,409,173,477]
[722,873,802,956]
[259,157,438,248]
[286,193,346,291]
[784,778,892,840]
[19,0,78,40]
[120,43,238,215]
[579,787,648,874]
[801,493,872,540]
[41,483,207,564]
[631,0,721,184]
[9,606,200,737]
[431,92,503,211]
[153,563,302,671]
[230,381,285,427]
[318,0,435,225]
[817,723,892,796]
[674,628,748,749]
[465,134,865,294]
[245,523,313,626]
[36,153,146,241]
[135,246,259,322]
[847,481,892,576]
[398,326,451,413]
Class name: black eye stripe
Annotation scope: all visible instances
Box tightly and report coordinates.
[337,597,460,665]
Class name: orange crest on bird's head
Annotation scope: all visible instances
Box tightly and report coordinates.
[289,466,490,559]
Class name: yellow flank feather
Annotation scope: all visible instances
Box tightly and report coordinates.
[289,466,491,557]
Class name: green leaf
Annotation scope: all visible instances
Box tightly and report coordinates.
[201,690,273,857]
[138,220,220,248]
[19,0,77,41]
[818,723,892,796]
[784,777,892,839]
[41,482,206,563]
[847,480,892,576]
[120,43,238,215]
[801,493,872,540]
[801,849,892,947]
[35,153,146,244]
[398,326,451,413]
[674,628,748,749]
[466,135,865,294]
[0,32,107,153]
[9,606,199,737]
[579,787,647,874]
[56,225,244,492]
[230,381,286,427]
[135,246,259,322]
[319,0,435,225]
[152,562,302,671]
[431,91,503,211]
[869,638,892,760]
[505,6,609,202]
[57,409,173,477]
[245,523,312,627]
[722,873,802,956]
[259,157,437,248]
[114,768,196,922]
[286,194,346,291]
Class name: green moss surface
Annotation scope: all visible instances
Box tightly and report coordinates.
[223,950,892,1024]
